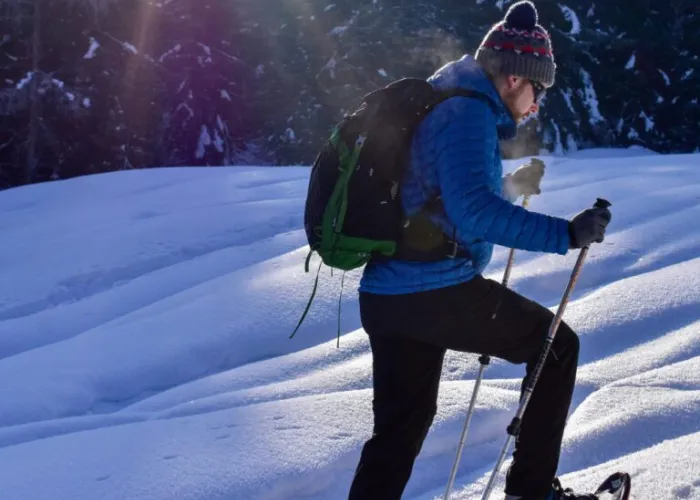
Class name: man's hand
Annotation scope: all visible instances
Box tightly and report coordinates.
[568,206,612,248]
[503,158,546,199]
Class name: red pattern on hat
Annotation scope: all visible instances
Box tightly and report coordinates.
[483,40,552,57]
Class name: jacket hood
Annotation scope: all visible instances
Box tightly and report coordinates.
[428,54,517,141]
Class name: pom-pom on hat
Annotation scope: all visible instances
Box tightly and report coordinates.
[475,1,556,88]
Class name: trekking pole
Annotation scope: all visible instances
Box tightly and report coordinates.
[501,195,531,288]
[443,195,531,500]
[480,198,612,500]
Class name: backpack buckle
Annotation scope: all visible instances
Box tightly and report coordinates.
[447,239,459,259]
[447,225,459,259]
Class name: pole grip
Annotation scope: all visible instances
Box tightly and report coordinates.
[594,198,611,209]
[529,158,545,169]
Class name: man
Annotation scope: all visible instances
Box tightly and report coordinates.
[348,1,612,500]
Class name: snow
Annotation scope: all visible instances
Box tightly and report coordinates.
[639,110,654,132]
[1,151,700,499]
[195,125,212,159]
[158,44,182,63]
[547,120,565,156]
[579,68,605,124]
[213,130,224,153]
[122,42,138,54]
[176,101,195,121]
[625,52,635,70]
[176,78,187,94]
[657,69,671,86]
[84,37,100,60]
[320,56,337,79]
[560,88,576,114]
[562,146,658,159]
[559,5,581,35]
[198,43,212,56]
[15,71,33,90]
[329,24,349,36]
[328,13,358,37]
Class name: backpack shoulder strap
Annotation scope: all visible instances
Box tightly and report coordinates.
[430,88,499,115]
[395,87,498,263]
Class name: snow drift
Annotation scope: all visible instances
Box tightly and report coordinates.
[0,150,699,499]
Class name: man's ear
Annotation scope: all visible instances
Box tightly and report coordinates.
[507,75,525,89]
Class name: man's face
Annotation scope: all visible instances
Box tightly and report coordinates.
[500,76,543,123]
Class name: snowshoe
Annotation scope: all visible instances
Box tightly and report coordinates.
[550,472,631,500]
[592,472,631,500]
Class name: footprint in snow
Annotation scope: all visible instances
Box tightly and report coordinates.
[673,484,693,499]
[329,432,352,440]
[274,424,303,431]
[163,455,178,460]
[96,475,111,482]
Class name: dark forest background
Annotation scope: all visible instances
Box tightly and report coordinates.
[1,0,699,189]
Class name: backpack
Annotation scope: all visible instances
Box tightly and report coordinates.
[291,77,489,340]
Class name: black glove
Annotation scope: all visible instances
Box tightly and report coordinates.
[568,206,612,248]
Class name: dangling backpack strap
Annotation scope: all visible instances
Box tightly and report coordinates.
[336,271,346,348]
[289,252,323,339]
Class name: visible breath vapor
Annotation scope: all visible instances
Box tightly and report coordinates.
[408,28,467,74]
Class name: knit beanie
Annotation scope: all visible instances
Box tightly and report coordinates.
[474,1,556,88]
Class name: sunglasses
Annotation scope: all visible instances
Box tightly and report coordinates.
[531,80,546,103]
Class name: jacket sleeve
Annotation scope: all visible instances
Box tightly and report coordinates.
[501,173,520,203]
[429,97,570,255]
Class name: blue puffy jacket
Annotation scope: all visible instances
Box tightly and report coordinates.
[359,55,571,295]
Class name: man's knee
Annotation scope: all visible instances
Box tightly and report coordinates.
[375,400,437,437]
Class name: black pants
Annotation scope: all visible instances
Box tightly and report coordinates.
[348,275,579,500]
